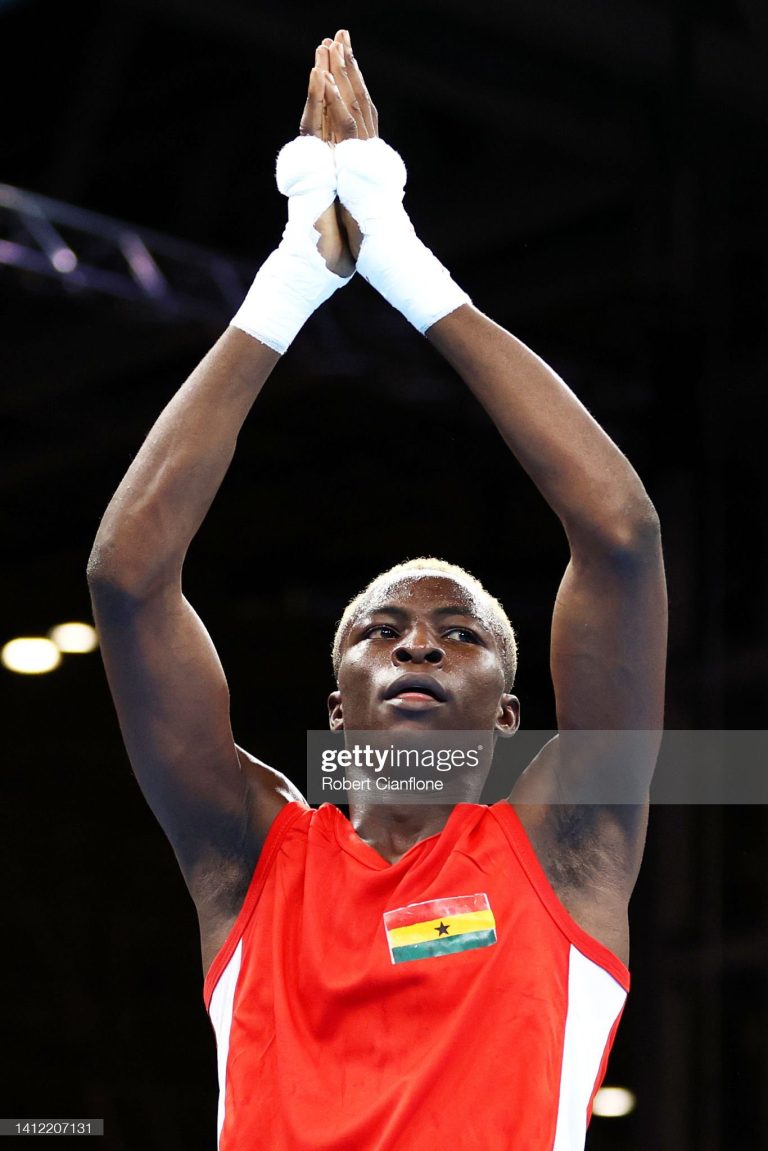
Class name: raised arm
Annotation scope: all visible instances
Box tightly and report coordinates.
[424,305,666,950]
[426,310,666,744]
[88,56,352,964]
[326,31,666,895]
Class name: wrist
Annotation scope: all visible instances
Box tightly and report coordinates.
[231,244,346,355]
[335,138,471,333]
[231,136,352,355]
[356,226,470,335]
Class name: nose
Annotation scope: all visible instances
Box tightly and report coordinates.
[392,626,444,667]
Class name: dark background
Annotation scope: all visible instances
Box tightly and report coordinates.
[2,0,767,1147]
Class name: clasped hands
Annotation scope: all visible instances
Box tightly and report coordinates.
[298,29,379,278]
[231,33,468,354]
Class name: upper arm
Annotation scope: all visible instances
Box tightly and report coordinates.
[550,532,667,736]
[90,581,302,904]
[510,531,667,888]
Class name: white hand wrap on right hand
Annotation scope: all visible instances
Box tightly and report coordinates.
[231,136,351,354]
[335,138,471,334]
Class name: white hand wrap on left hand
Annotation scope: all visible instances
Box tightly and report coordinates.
[335,137,471,334]
[231,136,352,354]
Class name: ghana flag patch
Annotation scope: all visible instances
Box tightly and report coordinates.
[383,893,497,964]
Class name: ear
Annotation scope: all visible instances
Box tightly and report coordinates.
[328,689,344,731]
[495,693,520,738]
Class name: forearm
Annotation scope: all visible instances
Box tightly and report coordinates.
[88,328,278,598]
[427,306,659,558]
[88,82,357,599]
[330,118,655,556]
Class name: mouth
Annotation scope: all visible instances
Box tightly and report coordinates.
[383,674,448,705]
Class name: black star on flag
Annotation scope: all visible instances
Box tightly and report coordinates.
[435,921,450,936]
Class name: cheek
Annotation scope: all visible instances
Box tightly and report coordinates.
[462,656,506,704]
[338,648,376,694]
[472,648,506,683]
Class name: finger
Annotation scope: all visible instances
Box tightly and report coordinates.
[335,29,378,137]
[314,44,332,141]
[323,71,358,142]
[329,38,369,140]
[316,43,330,72]
[299,66,325,139]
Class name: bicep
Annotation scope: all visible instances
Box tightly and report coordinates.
[551,544,667,805]
[92,584,250,874]
[511,541,667,813]
[551,543,667,734]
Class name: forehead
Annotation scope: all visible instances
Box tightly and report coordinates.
[356,573,489,621]
[338,571,508,672]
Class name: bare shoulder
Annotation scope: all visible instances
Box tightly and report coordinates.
[237,745,308,828]
[509,736,650,966]
[194,748,307,976]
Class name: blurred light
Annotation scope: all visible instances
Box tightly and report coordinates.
[51,247,78,274]
[121,232,166,297]
[49,621,98,653]
[2,637,62,674]
[593,1086,636,1118]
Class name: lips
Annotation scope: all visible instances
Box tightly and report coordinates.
[384,674,447,702]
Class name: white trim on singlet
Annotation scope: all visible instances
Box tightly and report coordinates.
[208,939,243,1149]
[552,945,628,1150]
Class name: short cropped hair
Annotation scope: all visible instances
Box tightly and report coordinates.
[331,557,518,689]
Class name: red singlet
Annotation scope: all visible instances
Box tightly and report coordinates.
[204,801,629,1151]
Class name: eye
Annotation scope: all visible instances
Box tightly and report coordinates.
[364,624,399,639]
[444,627,480,643]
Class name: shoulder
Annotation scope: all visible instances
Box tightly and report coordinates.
[237,746,308,832]
[508,799,640,966]
[507,734,650,900]
[193,751,309,969]
[508,794,648,901]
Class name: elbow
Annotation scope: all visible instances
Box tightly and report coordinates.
[87,536,174,605]
[570,497,662,569]
[86,544,140,609]
[601,499,662,566]
[86,538,112,590]
[86,535,126,593]
[86,538,109,585]
[608,491,660,544]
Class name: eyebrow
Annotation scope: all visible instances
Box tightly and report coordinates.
[361,604,488,627]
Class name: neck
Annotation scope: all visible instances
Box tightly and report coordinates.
[348,801,458,863]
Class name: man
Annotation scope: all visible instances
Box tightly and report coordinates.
[88,29,666,1151]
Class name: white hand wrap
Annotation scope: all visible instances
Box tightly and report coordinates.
[335,138,471,333]
[231,136,351,354]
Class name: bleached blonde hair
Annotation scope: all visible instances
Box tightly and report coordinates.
[331,557,518,689]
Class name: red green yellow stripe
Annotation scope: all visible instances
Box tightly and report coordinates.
[383,893,497,965]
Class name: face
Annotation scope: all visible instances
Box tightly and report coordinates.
[328,574,520,735]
